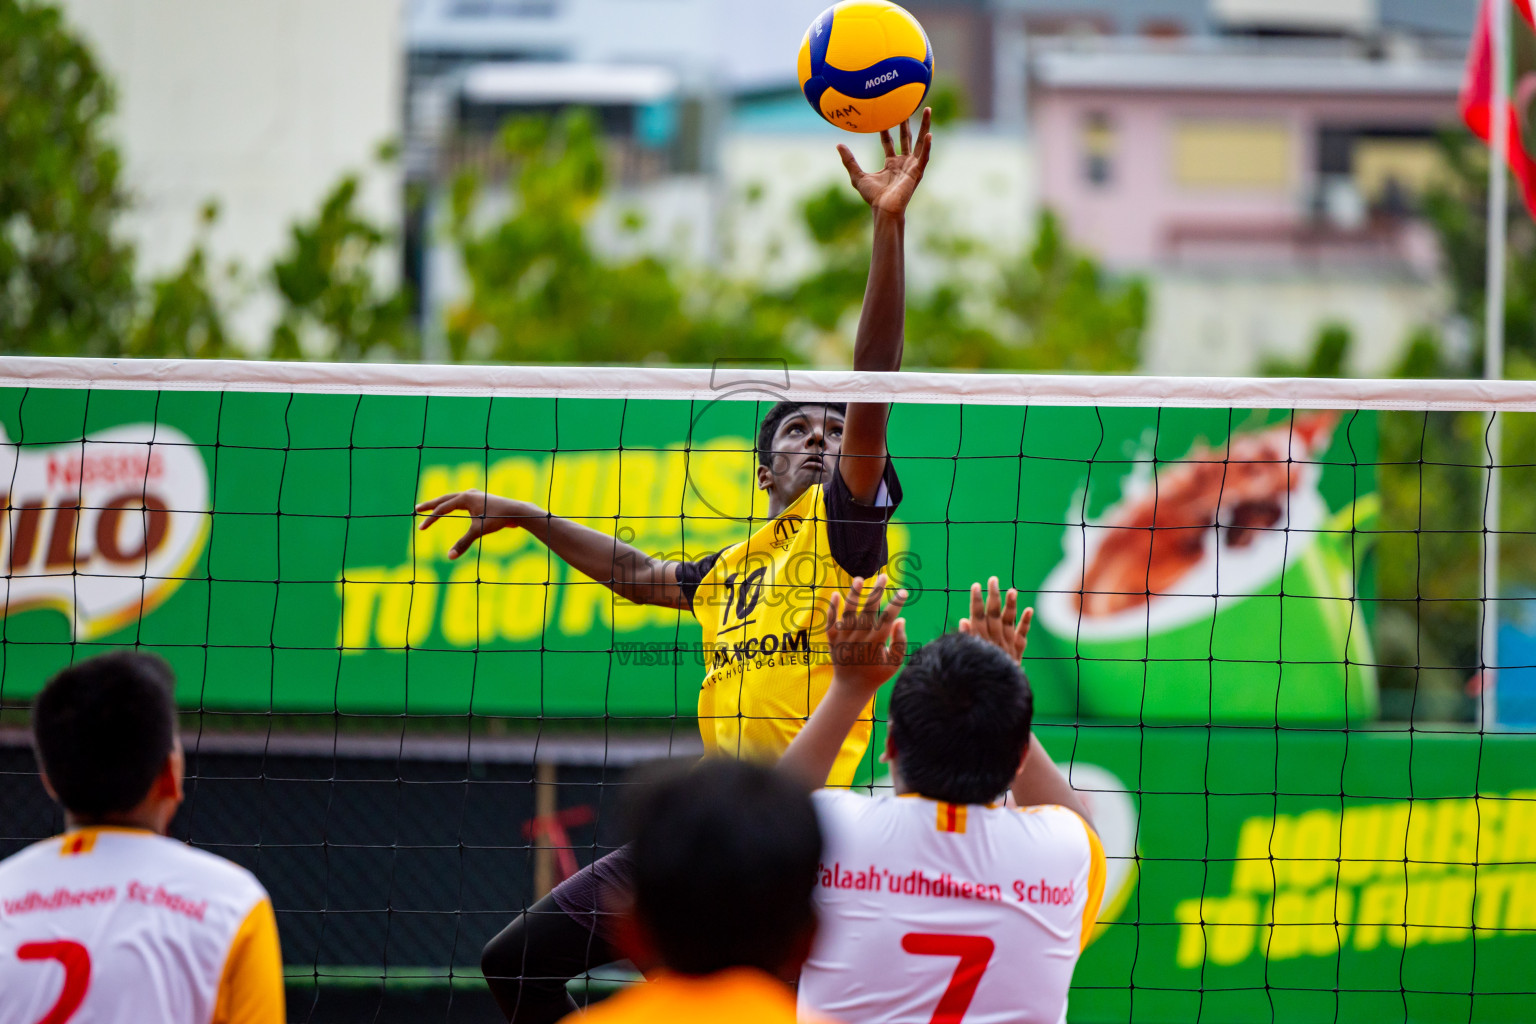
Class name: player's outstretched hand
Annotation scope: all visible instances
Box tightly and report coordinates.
[414,490,531,560]
[837,106,932,217]
[826,574,909,698]
[958,576,1033,663]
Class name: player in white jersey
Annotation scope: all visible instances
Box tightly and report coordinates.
[780,576,1106,1024]
[0,653,284,1024]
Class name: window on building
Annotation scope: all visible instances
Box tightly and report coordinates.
[1082,111,1115,187]
[1172,118,1292,190]
[449,0,559,16]
[1212,0,1372,34]
[1353,137,1445,213]
[1315,126,1447,218]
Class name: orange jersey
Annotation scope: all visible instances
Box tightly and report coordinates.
[677,465,901,787]
[0,827,284,1024]
[565,967,836,1024]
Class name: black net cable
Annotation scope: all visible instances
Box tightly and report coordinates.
[0,382,1531,1023]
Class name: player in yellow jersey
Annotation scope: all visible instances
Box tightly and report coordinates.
[0,654,284,1024]
[420,111,933,1023]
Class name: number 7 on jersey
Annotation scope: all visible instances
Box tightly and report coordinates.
[901,932,995,1024]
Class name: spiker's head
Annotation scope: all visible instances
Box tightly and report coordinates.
[755,401,848,513]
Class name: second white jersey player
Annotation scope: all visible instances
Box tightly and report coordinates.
[0,827,283,1024]
[799,791,1106,1024]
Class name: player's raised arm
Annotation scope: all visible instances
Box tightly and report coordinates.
[779,574,907,788]
[414,489,697,610]
[958,577,1096,830]
[835,107,932,503]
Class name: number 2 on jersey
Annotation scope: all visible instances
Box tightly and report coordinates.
[901,932,994,1024]
[17,941,91,1024]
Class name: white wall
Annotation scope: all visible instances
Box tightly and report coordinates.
[422,128,1035,362]
[1144,269,1448,377]
[405,0,831,91]
[60,0,404,345]
[722,129,1035,290]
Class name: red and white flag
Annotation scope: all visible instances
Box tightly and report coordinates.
[1463,0,1536,218]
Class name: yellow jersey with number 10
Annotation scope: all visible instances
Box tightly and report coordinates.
[689,466,899,787]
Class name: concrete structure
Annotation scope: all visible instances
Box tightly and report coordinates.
[721,129,1034,288]
[1030,37,1464,374]
[405,0,831,93]
[1031,42,1460,268]
[60,0,404,344]
[1004,0,1475,44]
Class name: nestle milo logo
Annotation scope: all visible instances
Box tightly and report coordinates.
[865,69,899,89]
[1,425,209,640]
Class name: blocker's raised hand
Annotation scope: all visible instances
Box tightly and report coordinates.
[958,576,1033,663]
[826,574,909,697]
[838,106,933,217]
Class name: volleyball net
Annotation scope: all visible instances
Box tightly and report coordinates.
[0,357,1532,1023]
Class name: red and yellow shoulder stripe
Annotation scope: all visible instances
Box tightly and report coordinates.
[59,832,99,856]
[935,801,969,834]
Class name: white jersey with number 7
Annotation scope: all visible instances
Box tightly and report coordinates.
[0,827,283,1024]
[799,791,1107,1024]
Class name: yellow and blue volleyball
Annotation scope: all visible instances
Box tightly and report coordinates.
[797,1,933,134]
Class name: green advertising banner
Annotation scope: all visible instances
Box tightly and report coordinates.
[1058,726,1536,1023]
[0,388,1378,725]
[2,382,1529,1020]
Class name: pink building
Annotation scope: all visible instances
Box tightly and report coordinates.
[1029,40,1462,275]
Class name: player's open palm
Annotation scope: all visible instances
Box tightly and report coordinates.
[959,576,1033,663]
[414,489,529,560]
[826,574,908,699]
[838,107,932,217]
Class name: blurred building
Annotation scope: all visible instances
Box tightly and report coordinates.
[1020,0,1474,375]
[1031,37,1462,374]
[59,0,404,344]
[401,0,1480,375]
[402,0,1034,345]
[403,0,834,339]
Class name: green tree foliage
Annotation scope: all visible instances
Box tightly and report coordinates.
[924,76,969,127]
[1421,132,1536,369]
[447,110,1146,372]
[996,211,1147,372]
[270,174,415,361]
[3,0,410,362]
[3,0,1147,371]
[1260,321,1353,378]
[0,0,135,354]
[446,112,794,365]
[128,203,234,358]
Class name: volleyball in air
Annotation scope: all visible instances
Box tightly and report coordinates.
[798,1,933,134]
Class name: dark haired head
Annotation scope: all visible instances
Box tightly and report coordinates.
[756,400,847,470]
[887,632,1033,805]
[627,758,822,976]
[31,652,178,819]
